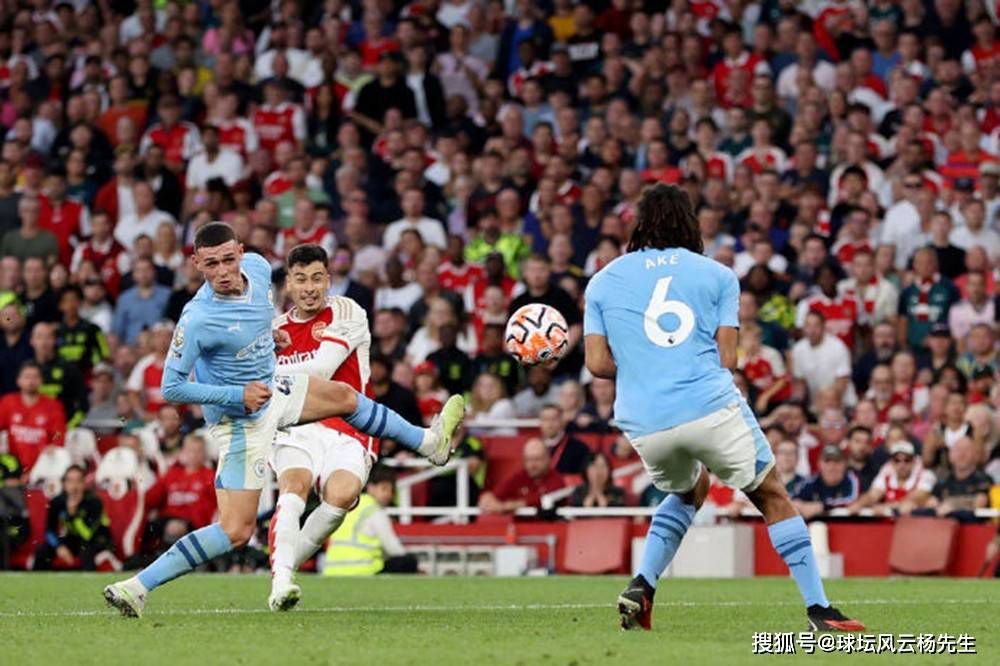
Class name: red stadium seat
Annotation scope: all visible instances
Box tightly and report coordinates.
[98,488,145,559]
[562,518,629,574]
[888,516,960,575]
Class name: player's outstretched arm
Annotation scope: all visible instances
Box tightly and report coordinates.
[161,366,248,409]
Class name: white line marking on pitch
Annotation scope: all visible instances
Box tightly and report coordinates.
[0,598,996,619]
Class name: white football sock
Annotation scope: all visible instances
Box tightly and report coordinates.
[293,502,347,568]
[270,494,306,584]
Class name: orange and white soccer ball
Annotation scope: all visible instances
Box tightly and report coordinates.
[505,303,569,366]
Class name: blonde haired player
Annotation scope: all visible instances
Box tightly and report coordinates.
[268,244,376,611]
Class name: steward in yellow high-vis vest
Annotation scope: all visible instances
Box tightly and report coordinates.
[322,493,384,576]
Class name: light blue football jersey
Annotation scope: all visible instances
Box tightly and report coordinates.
[164,252,277,425]
[584,247,741,438]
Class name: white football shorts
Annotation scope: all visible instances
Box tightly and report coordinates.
[629,399,775,494]
[271,422,374,490]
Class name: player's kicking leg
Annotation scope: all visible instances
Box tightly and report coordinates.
[295,376,465,464]
[745,469,865,632]
[105,488,259,618]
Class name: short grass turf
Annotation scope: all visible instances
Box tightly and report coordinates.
[1,574,997,665]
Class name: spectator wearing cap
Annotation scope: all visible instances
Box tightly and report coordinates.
[848,441,936,516]
[922,323,957,375]
[948,272,994,350]
[925,436,992,522]
[792,444,861,520]
[0,294,33,394]
[790,310,856,408]
[0,196,59,264]
[80,363,119,434]
[897,247,960,353]
[956,324,998,382]
[111,258,171,346]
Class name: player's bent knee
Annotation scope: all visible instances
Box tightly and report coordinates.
[220,520,256,548]
[278,472,313,501]
[324,472,363,509]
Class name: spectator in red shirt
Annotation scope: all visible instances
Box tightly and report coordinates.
[478,438,566,513]
[0,361,66,473]
[38,172,89,267]
[143,433,217,555]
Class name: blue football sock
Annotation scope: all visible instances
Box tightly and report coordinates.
[767,515,829,608]
[637,494,696,588]
[344,392,424,451]
[137,524,232,592]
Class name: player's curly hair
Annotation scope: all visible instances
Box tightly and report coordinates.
[627,183,704,255]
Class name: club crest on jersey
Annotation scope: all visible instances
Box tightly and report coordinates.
[171,326,184,349]
[311,321,326,341]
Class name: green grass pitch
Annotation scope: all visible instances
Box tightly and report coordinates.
[1,574,997,665]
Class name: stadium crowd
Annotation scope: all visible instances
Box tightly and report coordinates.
[1,0,1000,573]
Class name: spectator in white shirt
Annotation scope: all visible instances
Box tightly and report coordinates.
[114,181,176,252]
[383,189,447,251]
[948,271,995,350]
[950,198,1000,264]
[791,310,857,408]
[777,32,836,102]
[185,125,244,192]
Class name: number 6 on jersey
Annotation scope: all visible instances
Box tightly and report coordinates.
[643,276,696,348]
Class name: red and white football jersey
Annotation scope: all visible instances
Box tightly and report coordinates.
[437,260,484,294]
[797,293,858,350]
[274,297,377,455]
[253,102,306,154]
[127,354,166,415]
[213,117,259,157]
[736,147,787,174]
[140,121,201,166]
[738,345,791,403]
[871,460,936,504]
[275,223,336,259]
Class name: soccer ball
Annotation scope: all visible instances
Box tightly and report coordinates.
[505,303,569,366]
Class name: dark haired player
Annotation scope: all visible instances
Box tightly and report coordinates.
[267,244,376,611]
[584,184,863,632]
[104,223,465,617]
